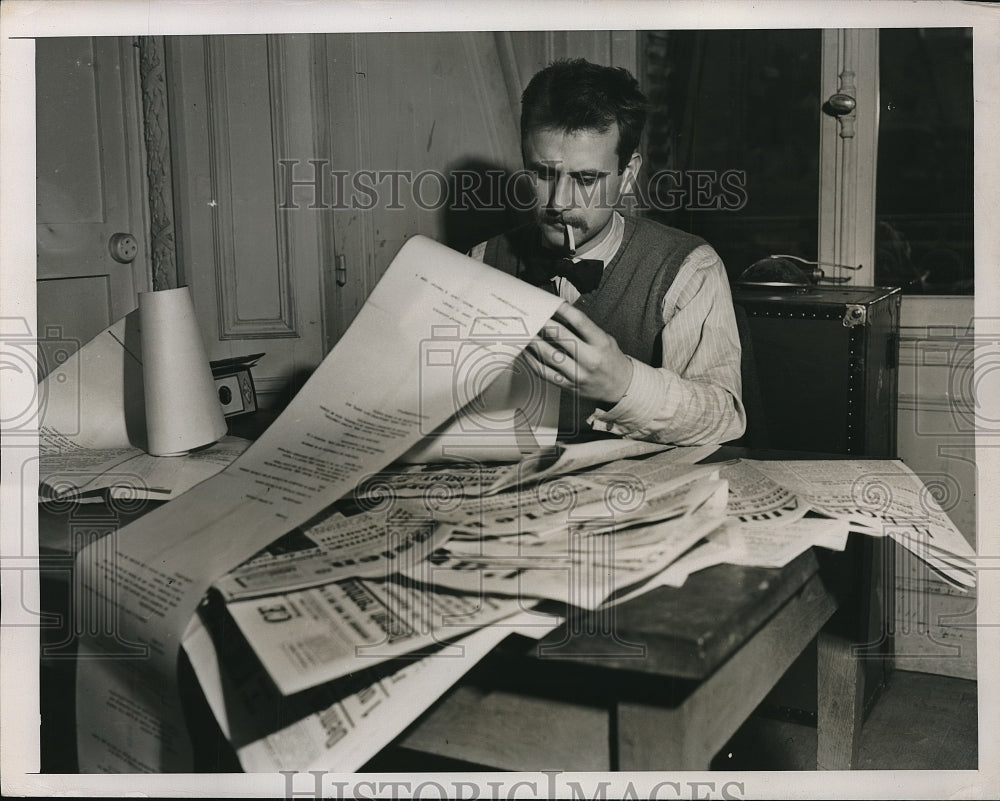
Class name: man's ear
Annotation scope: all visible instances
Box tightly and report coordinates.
[617,151,643,203]
[623,151,642,185]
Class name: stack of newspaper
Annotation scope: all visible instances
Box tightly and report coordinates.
[184,442,977,772]
[624,458,978,594]
[185,440,728,771]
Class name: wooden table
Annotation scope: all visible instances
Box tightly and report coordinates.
[395,549,863,771]
[37,443,881,773]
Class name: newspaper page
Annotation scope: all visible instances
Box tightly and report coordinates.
[212,504,451,602]
[412,478,730,608]
[74,235,563,772]
[39,435,251,502]
[717,459,809,525]
[708,516,851,569]
[358,439,706,499]
[225,576,532,695]
[182,609,561,772]
[745,459,977,584]
[411,454,720,539]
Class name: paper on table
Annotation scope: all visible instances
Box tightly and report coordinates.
[746,460,977,572]
[419,478,729,608]
[212,504,451,602]
[356,438,689,502]
[74,235,563,772]
[411,453,720,539]
[718,459,804,524]
[39,435,251,503]
[610,514,850,595]
[226,577,528,695]
[708,516,850,569]
[182,609,560,772]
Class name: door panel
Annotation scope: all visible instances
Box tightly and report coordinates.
[166,35,326,407]
[36,37,150,374]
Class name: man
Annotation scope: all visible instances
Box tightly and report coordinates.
[469,58,745,446]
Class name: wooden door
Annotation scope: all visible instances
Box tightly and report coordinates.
[165,35,326,408]
[35,36,151,376]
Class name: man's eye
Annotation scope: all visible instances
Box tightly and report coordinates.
[576,176,598,187]
[533,170,555,181]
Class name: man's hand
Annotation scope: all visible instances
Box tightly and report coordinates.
[525,302,634,405]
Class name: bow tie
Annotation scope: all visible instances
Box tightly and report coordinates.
[524,252,605,294]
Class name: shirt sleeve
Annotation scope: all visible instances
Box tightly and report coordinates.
[588,244,747,446]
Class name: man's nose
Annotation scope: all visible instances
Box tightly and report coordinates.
[547,175,574,213]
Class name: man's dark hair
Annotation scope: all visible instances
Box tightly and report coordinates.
[520,58,648,173]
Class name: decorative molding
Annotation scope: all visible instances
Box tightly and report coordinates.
[351,34,376,296]
[137,36,179,291]
[204,36,297,339]
[896,394,975,415]
[818,29,879,286]
[265,35,299,335]
[308,34,335,353]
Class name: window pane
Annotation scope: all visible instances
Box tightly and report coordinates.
[875,28,973,294]
[642,30,821,283]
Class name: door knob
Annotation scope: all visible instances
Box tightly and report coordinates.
[823,92,857,117]
[109,232,138,263]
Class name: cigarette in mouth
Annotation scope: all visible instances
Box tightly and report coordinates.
[566,224,576,255]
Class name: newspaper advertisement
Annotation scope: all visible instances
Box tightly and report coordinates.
[413,478,730,608]
[225,577,533,695]
[745,459,977,586]
[410,454,720,539]
[359,438,700,499]
[213,504,451,602]
[182,609,560,772]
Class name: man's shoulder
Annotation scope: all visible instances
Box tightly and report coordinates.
[478,222,538,266]
[484,221,536,246]
[625,215,707,249]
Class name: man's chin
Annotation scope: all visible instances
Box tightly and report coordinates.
[538,220,573,250]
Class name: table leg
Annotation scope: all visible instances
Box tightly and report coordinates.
[816,631,864,769]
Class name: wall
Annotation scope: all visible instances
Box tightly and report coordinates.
[163,31,637,405]
[893,295,978,679]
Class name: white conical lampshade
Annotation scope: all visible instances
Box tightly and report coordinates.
[139,286,227,456]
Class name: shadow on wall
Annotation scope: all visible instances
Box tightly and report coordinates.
[441,159,535,256]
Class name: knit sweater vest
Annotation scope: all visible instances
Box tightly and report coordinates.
[482,216,705,436]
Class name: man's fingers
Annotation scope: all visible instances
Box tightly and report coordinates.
[537,318,579,355]
[525,340,575,385]
[552,303,605,344]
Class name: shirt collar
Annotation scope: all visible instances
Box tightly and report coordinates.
[572,211,625,265]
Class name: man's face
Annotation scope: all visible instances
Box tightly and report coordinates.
[522,125,640,252]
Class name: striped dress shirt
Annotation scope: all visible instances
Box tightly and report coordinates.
[469,212,746,446]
